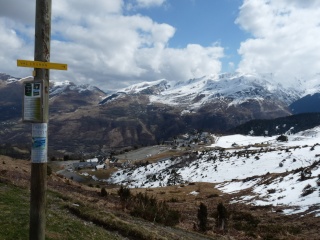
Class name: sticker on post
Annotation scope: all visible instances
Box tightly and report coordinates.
[31,123,47,163]
[23,81,43,122]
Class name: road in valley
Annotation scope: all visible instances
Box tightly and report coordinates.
[116,145,171,162]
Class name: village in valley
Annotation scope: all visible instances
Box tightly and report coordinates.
[66,131,216,174]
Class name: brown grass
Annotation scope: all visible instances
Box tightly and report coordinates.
[1,155,320,240]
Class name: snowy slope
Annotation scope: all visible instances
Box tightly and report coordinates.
[296,73,320,97]
[121,79,170,95]
[0,73,20,83]
[49,80,106,99]
[108,127,320,216]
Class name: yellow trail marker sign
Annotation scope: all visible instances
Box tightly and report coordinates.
[17,59,68,70]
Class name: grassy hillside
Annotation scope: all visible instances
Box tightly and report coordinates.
[1,155,319,239]
[0,156,217,240]
[0,182,123,240]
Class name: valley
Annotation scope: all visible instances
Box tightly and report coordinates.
[1,72,320,239]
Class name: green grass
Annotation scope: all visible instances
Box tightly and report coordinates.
[0,181,173,240]
[0,183,29,240]
[0,182,122,240]
[66,202,168,240]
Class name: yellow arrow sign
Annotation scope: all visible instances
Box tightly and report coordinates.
[17,59,68,70]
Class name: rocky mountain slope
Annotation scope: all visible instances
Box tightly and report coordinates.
[111,73,299,117]
[229,112,320,136]
[0,72,319,155]
[0,74,23,121]
[289,93,320,114]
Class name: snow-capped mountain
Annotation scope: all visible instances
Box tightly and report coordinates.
[96,73,303,141]
[0,74,27,121]
[121,79,170,95]
[0,73,20,83]
[0,73,107,100]
[296,73,320,97]
[1,71,319,154]
[50,80,107,98]
[113,72,301,109]
[289,74,320,114]
[49,80,107,113]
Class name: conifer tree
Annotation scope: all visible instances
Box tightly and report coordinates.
[216,202,227,231]
[197,202,208,232]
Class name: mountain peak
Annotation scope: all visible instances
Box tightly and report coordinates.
[116,73,301,108]
[49,80,106,98]
[121,79,170,95]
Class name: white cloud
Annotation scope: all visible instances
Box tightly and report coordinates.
[137,43,223,81]
[126,0,167,10]
[53,0,123,23]
[0,0,223,90]
[0,18,34,77]
[0,1,35,25]
[236,0,320,86]
[136,0,166,8]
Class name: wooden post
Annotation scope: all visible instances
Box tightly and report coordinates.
[29,0,51,239]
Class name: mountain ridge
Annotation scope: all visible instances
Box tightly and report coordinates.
[0,72,319,154]
[110,72,301,109]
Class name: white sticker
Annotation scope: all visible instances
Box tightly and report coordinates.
[31,123,47,163]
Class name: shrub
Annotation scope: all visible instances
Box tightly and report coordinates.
[166,169,183,186]
[207,193,219,198]
[301,184,316,197]
[47,165,52,176]
[118,185,131,203]
[259,223,301,237]
[168,197,178,202]
[300,171,306,181]
[277,135,288,142]
[231,211,259,232]
[300,169,312,181]
[267,189,276,194]
[164,207,181,226]
[101,187,108,197]
[130,193,180,226]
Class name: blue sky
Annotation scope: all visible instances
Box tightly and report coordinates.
[0,0,320,90]
[133,0,249,72]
